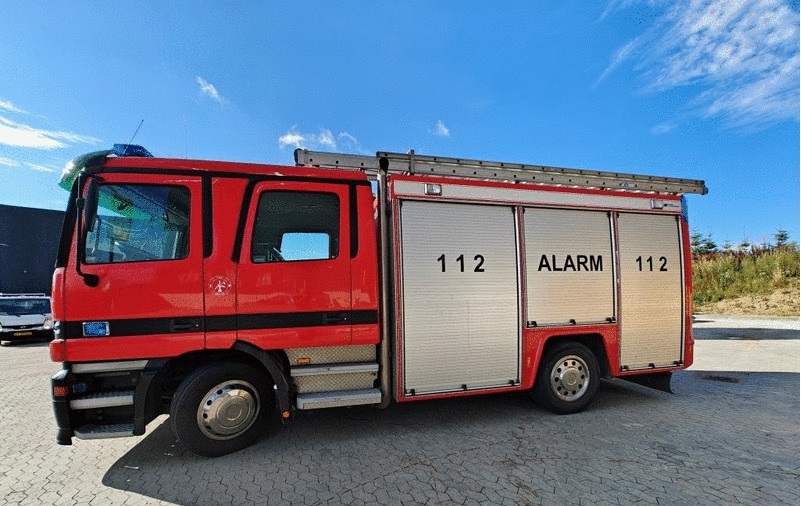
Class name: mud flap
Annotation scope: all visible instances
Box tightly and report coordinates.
[232,341,293,422]
[621,372,673,393]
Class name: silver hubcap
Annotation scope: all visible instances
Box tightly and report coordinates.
[550,355,589,402]
[197,380,260,440]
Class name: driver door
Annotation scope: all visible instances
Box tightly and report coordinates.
[64,173,205,358]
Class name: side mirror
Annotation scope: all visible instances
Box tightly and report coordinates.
[83,177,99,233]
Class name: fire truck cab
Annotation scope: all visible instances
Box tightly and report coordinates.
[50,145,706,456]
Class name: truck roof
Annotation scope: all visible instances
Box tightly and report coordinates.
[100,155,369,183]
[59,145,370,191]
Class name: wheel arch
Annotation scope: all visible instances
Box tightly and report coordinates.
[539,332,611,378]
[150,343,291,420]
[531,334,605,414]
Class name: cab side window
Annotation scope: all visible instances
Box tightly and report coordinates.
[85,184,190,264]
[251,191,340,263]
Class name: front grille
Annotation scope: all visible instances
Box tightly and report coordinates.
[8,325,43,331]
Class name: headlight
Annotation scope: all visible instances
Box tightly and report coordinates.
[43,316,54,330]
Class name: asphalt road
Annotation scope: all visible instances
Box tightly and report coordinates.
[693,314,799,340]
[691,314,799,373]
[0,316,797,505]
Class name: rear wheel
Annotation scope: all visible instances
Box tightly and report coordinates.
[170,362,274,457]
[532,341,600,414]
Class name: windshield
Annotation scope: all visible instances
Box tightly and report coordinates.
[0,299,50,316]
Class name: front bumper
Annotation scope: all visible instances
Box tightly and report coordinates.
[50,359,166,446]
[1,328,54,342]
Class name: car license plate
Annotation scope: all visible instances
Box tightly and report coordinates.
[13,331,33,337]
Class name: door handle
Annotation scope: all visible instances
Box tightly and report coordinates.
[323,313,349,325]
[170,318,202,332]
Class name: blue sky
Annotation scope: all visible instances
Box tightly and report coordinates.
[1,1,799,246]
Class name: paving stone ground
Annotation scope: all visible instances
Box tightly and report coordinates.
[0,324,798,505]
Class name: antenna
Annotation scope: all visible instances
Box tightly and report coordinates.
[128,119,144,144]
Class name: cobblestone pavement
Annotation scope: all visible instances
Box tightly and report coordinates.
[0,334,798,505]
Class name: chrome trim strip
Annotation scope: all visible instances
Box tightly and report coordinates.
[72,360,148,374]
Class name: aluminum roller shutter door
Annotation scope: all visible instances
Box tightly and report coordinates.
[399,201,520,395]
[618,213,684,370]
[524,208,615,326]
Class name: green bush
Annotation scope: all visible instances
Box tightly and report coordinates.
[692,249,800,305]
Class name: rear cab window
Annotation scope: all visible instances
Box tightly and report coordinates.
[251,191,340,263]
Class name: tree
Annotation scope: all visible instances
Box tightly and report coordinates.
[775,229,790,250]
[700,234,717,255]
[691,231,717,256]
[738,239,751,253]
[690,231,703,255]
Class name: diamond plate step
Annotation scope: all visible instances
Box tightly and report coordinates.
[296,388,381,410]
[291,362,379,394]
[70,390,134,410]
[74,422,134,439]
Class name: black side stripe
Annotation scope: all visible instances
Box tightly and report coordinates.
[61,310,379,339]
[205,315,237,332]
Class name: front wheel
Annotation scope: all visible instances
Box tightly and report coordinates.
[531,341,600,414]
[170,362,274,457]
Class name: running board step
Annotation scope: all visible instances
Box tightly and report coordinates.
[70,390,134,410]
[74,422,134,439]
[296,388,382,410]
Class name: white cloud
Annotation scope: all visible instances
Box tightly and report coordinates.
[317,129,336,149]
[0,99,27,115]
[337,132,367,153]
[278,131,306,149]
[0,100,100,178]
[600,0,800,129]
[434,120,450,137]
[0,115,100,150]
[279,128,363,152]
[596,39,640,85]
[196,76,225,103]
[0,156,19,167]
[599,0,669,20]
[650,121,676,135]
[25,162,56,173]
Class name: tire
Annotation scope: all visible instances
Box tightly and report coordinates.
[170,362,274,457]
[531,341,600,414]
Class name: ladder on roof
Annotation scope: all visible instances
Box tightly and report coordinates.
[294,149,708,195]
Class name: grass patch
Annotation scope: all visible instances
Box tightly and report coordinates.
[692,248,800,306]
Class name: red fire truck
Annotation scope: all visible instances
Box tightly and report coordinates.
[50,144,707,456]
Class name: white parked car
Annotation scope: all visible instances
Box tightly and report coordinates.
[0,294,54,344]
